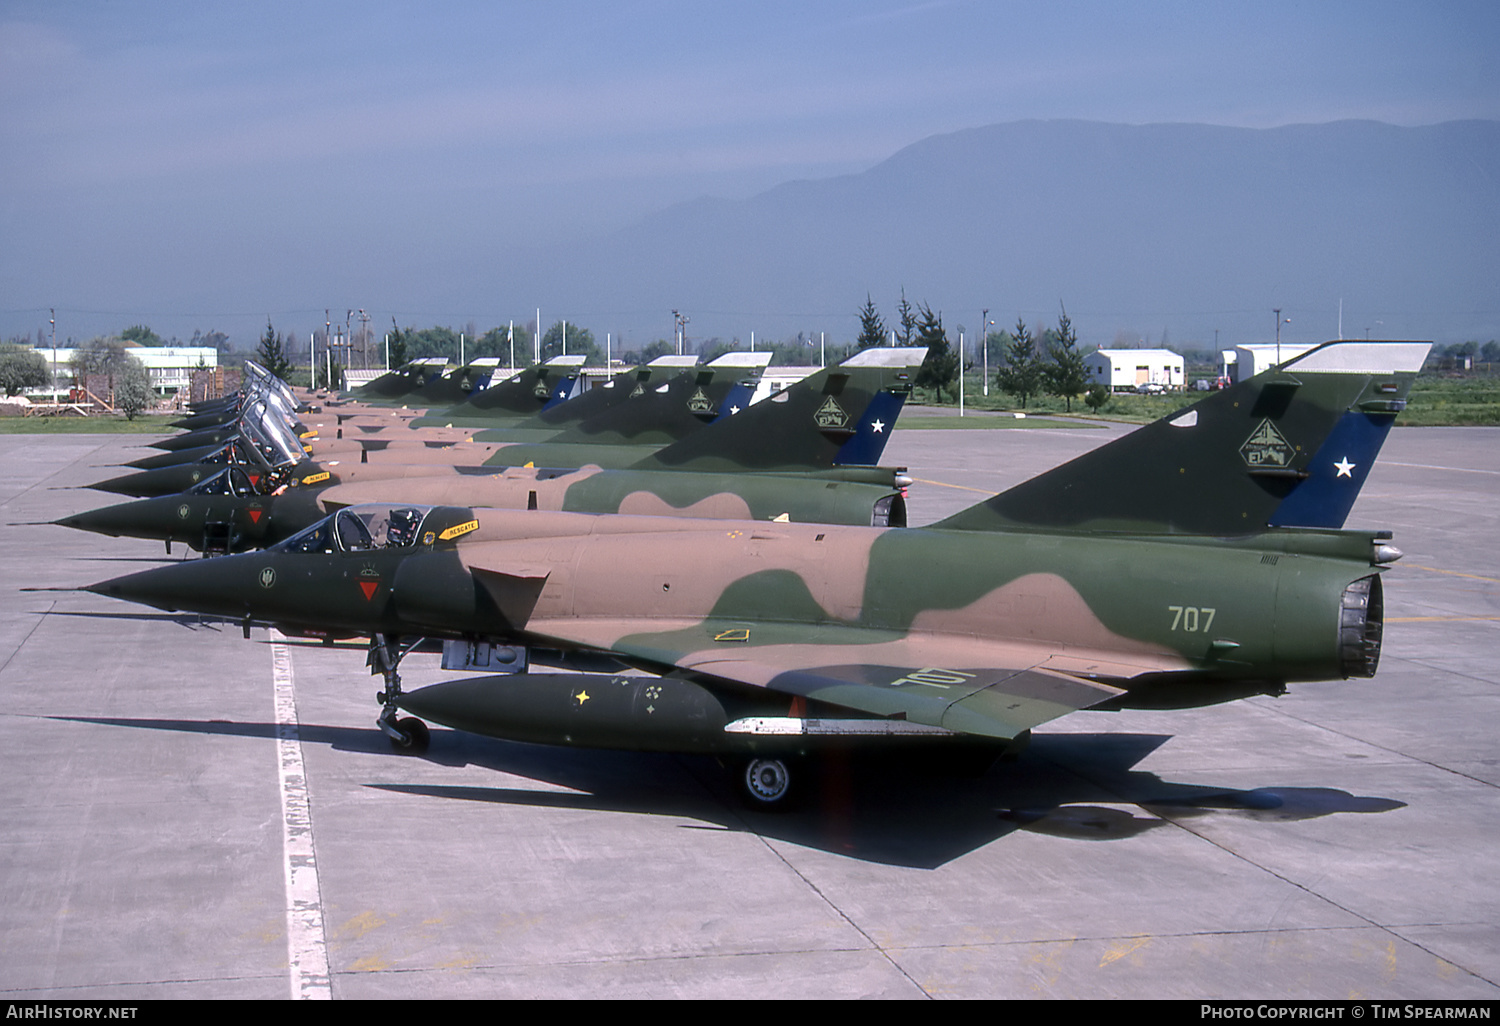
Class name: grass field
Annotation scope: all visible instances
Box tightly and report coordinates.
[1395,376,1500,426]
[914,374,1500,427]
[0,413,179,434]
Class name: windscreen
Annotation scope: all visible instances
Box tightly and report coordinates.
[271,504,435,555]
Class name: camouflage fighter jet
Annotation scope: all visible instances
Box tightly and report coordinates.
[84,347,917,502]
[99,356,598,490]
[58,350,921,551]
[120,354,751,480]
[467,347,919,470]
[309,355,588,433]
[84,340,1428,807]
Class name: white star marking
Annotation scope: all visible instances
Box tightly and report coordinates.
[730,406,740,415]
[871,419,885,433]
[1334,457,1356,478]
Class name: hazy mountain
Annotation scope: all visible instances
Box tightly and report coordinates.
[531,119,1500,349]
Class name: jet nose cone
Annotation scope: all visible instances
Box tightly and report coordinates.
[55,499,174,542]
[86,565,188,610]
[87,471,157,497]
[86,559,244,616]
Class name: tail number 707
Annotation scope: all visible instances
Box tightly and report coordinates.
[1168,606,1217,633]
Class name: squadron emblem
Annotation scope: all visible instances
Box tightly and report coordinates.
[814,396,849,429]
[686,387,713,414]
[1240,419,1296,469]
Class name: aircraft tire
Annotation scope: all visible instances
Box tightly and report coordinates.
[740,756,796,811]
[392,717,430,754]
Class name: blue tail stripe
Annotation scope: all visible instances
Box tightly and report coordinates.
[835,390,908,466]
[1269,411,1395,529]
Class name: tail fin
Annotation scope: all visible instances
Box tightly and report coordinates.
[409,358,507,406]
[936,340,1431,535]
[350,358,452,401]
[631,347,926,473]
[437,355,586,418]
[536,352,771,447]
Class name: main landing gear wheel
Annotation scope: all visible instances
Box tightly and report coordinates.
[740,757,796,810]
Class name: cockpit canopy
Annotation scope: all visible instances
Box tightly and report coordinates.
[268,504,476,555]
[186,466,259,498]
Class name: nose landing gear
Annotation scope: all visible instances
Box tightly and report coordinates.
[370,633,430,754]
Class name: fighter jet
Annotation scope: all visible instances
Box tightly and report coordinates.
[84,340,1428,808]
[58,349,923,551]
[95,356,600,492]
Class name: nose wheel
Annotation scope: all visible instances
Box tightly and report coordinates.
[388,716,429,754]
[370,633,430,753]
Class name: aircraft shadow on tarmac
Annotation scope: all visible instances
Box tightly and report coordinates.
[47,714,1405,869]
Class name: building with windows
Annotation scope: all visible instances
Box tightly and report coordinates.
[1083,349,1186,392]
[33,346,218,397]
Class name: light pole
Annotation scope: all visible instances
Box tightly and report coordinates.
[959,331,965,416]
[1273,309,1290,365]
[981,309,993,396]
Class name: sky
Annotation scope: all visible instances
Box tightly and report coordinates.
[2,0,1497,348]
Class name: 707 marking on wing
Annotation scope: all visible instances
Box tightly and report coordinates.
[1169,606,1217,633]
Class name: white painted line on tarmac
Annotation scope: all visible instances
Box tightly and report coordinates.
[1384,461,1500,476]
[271,628,332,1000]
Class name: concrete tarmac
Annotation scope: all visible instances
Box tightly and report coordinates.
[0,422,1496,1000]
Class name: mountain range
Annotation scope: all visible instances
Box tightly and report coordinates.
[506,119,1500,350]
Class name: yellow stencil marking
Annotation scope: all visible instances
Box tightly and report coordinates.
[438,519,479,541]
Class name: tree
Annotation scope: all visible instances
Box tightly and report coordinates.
[256,320,294,381]
[115,356,154,420]
[539,320,600,363]
[474,325,534,367]
[895,289,917,347]
[1045,303,1088,412]
[856,295,887,349]
[622,339,675,365]
[69,336,131,401]
[121,325,163,347]
[914,302,957,402]
[995,317,1044,408]
[0,345,50,396]
[402,326,460,361]
[388,320,409,368]
[1084,384,1110,413]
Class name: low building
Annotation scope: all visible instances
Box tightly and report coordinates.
[33,346,218,398]
[1084,349,1186,392]
[1224,344,1317,384]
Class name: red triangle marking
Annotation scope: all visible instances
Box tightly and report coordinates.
[359,580,379,601]
[248,509,263,524]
